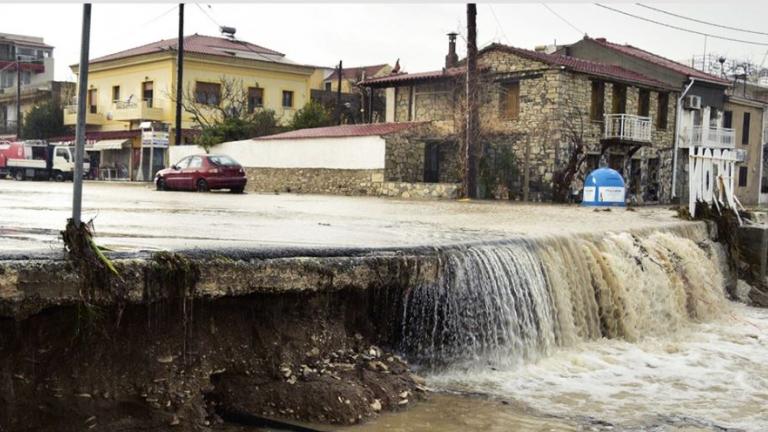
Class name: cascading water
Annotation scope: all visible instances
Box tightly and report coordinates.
[401,224,728,368]
[398,223,768,430]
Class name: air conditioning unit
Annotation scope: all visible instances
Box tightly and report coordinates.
[735,149,748,162]
[684,95,702,110]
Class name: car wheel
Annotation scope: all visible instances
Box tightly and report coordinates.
[13,170,24,181]
[196,179,209,192]
[53,171,65,182]
[156,177,167,191]
[230,186,244,194]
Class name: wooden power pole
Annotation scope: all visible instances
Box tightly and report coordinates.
[335,60,343,125]
[464,3,479,199]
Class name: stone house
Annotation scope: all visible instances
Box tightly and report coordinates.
[362,41,680,202]
[558,36,737,203]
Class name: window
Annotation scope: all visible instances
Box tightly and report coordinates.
[209,155,238,166]
[612,84,627,114]
[723,110,733,128]
[247,87,264,113]
[142,81,154,107]
[590,81,605,121]
[638,89,650,116]
[586,153,601,173]
[657,93,669,130]
[195,82,221,106]
[55,147,70,162]
[20,71,31,85]
[739,166,748,187]
[500,82,520,120]
[742,112,751,145]
[88,89,98,114]
[324,82,332,91]
[282,90,294,108]
[188,156,203,169]
[424,142,441,183]
[112,85,120,102]
[174,157,191,170]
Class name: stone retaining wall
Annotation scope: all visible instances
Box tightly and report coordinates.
[378,182,459,199]
[245,167,383,195]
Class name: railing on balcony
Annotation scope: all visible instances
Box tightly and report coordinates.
[690,126,735,149]
[63,105,104,125]
[603,114,652,143]
[113,99,163,121]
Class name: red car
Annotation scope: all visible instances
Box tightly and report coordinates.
[155,154,247,193]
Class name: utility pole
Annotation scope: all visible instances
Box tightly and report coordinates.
[335,60,343,125]
[72,3,91,227]
[175,3,184,147]
[465,3,479,199]
[16,55,21,139]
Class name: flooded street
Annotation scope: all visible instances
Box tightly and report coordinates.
[423,304,768,432]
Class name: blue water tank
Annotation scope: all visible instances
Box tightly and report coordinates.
[582,168,626,207]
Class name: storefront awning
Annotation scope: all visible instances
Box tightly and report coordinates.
[93,139,130,151]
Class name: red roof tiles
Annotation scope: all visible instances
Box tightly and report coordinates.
[588,37,730,85]
[360,67,465,87]
[90,34,284,64]
[255,122,426,140]
[483,44,677,90]
[361,44,675,91]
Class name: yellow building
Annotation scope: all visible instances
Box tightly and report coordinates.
[64,33,324,180]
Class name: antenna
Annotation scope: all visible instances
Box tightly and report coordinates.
[220,26,236,39]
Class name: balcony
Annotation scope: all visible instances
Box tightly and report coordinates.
[681,126,735,149]
[602,114,653,145]
[63,105,105,126]
[112,99,164,121]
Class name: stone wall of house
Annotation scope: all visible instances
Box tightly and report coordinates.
[383,125,461,183]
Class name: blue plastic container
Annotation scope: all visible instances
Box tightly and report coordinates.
[581,168,626,207]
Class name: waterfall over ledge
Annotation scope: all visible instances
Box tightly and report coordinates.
[400,223,730,370]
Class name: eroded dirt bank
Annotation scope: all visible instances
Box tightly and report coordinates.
[0,285,426,431]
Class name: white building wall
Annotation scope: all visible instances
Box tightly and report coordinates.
[169,135,387,170]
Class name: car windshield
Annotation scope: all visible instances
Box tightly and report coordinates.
[208,155,238,166]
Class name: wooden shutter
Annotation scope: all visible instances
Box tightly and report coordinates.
[501,82,520,120]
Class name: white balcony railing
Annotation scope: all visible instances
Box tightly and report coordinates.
[604,114,652,143]
[690,126,735,149]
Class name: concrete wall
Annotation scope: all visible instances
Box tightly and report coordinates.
[169,136,386,169]
[726,98,764,206]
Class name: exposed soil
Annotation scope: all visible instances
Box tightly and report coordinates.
[0,286,424,431]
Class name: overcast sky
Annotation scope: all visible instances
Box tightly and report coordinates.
[4,2,768,82]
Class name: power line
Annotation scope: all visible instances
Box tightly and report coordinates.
[636,4,768,37]
[594,4,768,47]
[487,4,510,45]
[543,4,584,36]
[195,3,222,29]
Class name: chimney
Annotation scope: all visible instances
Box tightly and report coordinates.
[445,32,459,68]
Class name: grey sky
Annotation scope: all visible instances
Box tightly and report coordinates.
[4,2,768,82]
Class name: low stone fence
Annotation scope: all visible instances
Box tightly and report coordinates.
[245,167,382,195]
[244,167,459,199]
[377,181,459,199]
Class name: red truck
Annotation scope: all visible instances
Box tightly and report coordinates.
[0,140,89,181]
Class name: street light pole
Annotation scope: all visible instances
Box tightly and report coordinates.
[72,3,92,227]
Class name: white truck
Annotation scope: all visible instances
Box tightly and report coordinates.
[0,140,89,181]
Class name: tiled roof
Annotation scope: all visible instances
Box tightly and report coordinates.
[90,34,285,64]
[483,44,677,90]
[327,64,389,82]
[255,122,426,140]
[361,44,675,91]
[588,37,730,85]
[0,33,53,49]
[360,67,465,87]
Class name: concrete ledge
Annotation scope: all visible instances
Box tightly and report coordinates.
[0,251,438,320]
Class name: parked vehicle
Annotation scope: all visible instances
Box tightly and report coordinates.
[155,154,247,193]
[0,140,88,181]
